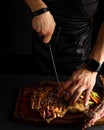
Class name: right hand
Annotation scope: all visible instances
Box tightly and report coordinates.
[32,11,56,44]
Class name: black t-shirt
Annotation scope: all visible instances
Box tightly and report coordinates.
[33,0,104,74]
[45,0,104,21]
[45,0,99,20]
[59,0,98,20]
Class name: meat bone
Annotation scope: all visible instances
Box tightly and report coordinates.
[82,75,104,130]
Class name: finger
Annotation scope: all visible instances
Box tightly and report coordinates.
[57,77,73,97]
[69,87,85,105]
[84,88,92,107]
[43,34,52,44]
[65,84,79,101]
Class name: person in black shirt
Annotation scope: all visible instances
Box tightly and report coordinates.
[24,0,104,106]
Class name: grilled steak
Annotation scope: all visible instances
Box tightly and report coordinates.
[30,82,89,123]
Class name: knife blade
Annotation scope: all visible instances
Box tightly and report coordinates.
[48,43,61,88]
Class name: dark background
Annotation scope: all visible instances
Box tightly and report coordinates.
[1,0,32,54]
[1,0,34,75]
[1,0,103,75]
[0,1,104,130]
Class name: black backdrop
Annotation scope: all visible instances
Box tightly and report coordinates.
[0,0,103,75]
[1,0,32,54]
[1,0,35,75]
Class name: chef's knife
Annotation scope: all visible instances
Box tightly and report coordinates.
[37,34,61,88]
[48,43,61,88]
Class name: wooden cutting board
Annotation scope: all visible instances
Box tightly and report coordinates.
[13,84,104,126]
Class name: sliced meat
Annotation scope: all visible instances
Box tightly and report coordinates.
[30,82,89,123]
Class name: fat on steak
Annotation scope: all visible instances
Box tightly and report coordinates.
[30,82,89,123]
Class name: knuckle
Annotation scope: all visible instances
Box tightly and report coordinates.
[41,31,46,35]
[75,90,81,96]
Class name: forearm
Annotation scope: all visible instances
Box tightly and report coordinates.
[24,0,47,12]
[89,22,104,64]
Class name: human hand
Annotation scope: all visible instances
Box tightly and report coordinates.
[32,11,56,44]
[58,65,97,106]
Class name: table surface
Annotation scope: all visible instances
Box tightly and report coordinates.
[0,75,104,130]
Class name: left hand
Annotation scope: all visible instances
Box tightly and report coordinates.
[57,65,97,106]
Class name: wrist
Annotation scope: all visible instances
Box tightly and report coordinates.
[83,59,101,73]
[32,7,49,18]
[24,0,47,13]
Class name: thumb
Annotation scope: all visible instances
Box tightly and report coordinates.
[43,34,52,44]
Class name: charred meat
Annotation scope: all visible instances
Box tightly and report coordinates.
[82,75,104,130]
[30,82,97,123]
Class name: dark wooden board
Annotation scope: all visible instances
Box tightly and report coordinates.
[13,85,104,126]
